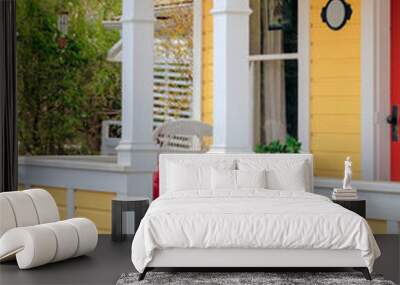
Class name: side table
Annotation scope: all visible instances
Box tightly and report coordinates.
[332,199,366,218]
[112,197,149,242]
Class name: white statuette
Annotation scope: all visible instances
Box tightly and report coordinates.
[342,156,352,190]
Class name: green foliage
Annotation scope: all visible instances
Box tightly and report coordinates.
[17,0,122,155]
[255,136,302,154]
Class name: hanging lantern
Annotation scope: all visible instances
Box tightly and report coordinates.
[58,11,69,35]
[57,10,69,48]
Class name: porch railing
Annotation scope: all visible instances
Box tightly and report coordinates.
[101,59,193,155]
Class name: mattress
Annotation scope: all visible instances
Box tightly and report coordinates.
[131,190,380,273]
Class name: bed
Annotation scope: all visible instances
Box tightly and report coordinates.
[131,154,380,281]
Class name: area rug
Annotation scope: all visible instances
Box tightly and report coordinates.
[116,272,396,285]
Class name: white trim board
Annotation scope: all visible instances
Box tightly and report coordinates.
[361,0,391,180]
[297,0,311,152]
[192,0,202,121]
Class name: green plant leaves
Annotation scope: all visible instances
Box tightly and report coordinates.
[255,136,302,153]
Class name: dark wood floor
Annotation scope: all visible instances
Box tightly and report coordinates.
[0,235,398,285]
[0,235,134,285]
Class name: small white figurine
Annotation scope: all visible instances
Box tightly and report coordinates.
[342,156,352,190]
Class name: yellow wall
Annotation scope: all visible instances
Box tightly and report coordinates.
[74,190,116,234]
[367,219,388,234]
[201,0,213,125]
[310,0,361,178]
[28,185,115,234]
[32,185,68,220]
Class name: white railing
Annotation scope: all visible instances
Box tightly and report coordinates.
[101,120,121,155]
[101,59,193,155]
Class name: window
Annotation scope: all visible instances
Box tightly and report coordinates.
[250,0,306,146]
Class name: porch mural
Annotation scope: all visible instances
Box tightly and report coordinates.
[15,0,398,235]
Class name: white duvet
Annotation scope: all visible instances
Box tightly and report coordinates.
[131,190,380,273]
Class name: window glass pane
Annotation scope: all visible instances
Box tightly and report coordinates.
[250,0,298,55]
[252,60,298,145]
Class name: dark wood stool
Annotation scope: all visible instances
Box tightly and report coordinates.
[112,197,149,242]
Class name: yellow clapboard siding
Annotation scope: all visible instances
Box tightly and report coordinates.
[31,185,67,220]
[202,114,213,125]
[311,98,360,114]
[310,27,360,42]
[202,98,213,113]
[74,190,116,233]
[311,133,360,152]
[315,169,361,179]
[311,78,360,97]
[32,185,67,206]
[315,169,343,178]
[313,152,361,172]
[367,219,387,234]
[59,206,67,220]
[74,190,116,211]
[311,59,360,79]
[311,115,360,134]
[310,0,361,178]
[202,69,213,82]
[74,208,111,232]
[311,42,360,59]
[203,136,213,146]
[201,0,213,126]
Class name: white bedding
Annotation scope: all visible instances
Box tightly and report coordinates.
[131,190,380,273]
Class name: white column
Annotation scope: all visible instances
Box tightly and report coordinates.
[209,0,253,153]
[117,0,157,166]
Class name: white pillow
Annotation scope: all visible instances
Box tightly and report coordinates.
[211,169,268,190]
[211,168,236,190]
[236,170,267,189]
[238,159,309,192]
[266,162,307,191]
[167,160,235,192]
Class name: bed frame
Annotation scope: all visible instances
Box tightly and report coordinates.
[139,154,371,280]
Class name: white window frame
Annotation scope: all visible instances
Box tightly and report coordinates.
[249,0,310,151]
[361,0,391,180]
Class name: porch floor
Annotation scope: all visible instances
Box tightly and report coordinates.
[0,235,398,285]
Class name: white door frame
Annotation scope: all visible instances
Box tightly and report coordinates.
[361,0,391,180]
[248,0,310,151]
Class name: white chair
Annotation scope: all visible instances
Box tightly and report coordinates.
[0,189,98,269]
[152,120,212,152]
